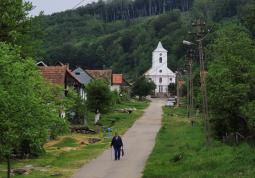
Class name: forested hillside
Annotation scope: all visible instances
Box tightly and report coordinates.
[76,0,193,21]
[0,1,255,176]
[39,0,254,80]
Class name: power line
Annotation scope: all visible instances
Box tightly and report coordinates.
[72,0,87,9]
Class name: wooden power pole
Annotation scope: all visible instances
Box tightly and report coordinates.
[191,19,210,145]
[176,68,184,107]
[176,70,180,107]
[186,48,194,125]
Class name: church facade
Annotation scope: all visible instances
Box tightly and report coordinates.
[144,42,176,95]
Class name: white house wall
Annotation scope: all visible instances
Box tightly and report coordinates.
[111,85,121,93]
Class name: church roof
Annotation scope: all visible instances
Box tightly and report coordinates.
[153,41,168,52]
[144,67,175,76]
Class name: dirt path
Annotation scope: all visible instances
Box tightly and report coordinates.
[72,98,164,178]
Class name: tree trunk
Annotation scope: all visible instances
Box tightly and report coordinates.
[163,0,166,14]
[7,155,11,178]
[149,0,152,16]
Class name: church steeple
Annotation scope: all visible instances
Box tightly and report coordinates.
[152,41,168,68]
[154,41,168,52]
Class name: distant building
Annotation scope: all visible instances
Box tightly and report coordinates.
[36,61,47,67]
[144,41,176,95]
[111,74,123,92]
[85,69,129,93]
[86,69,112,85]
[38,65,85,99]
[72,67,94,85]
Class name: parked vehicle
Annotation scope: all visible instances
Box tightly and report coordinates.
[166,97,176,107]
[166,100,175,107]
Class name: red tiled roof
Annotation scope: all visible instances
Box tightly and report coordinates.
[39,65,81,85]
[85,69,112,83]
[112,74,123,85]
[39,66,67,85]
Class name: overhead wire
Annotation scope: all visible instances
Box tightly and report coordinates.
[72,0,87,9]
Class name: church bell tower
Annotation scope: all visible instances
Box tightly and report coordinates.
[152,41,168,69]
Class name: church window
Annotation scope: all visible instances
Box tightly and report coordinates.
[159,57,162,63]
[170,78,172,81]
[159,70,162,73]
[160,53,162,56]
[159,78,162,83]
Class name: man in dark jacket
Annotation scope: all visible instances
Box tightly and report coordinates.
[111,132,123,160]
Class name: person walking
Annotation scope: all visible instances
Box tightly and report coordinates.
[110,132,123,160]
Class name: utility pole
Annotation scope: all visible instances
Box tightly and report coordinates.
[191,19,210,145]
[186,48,194,125]
[176,69,180,107]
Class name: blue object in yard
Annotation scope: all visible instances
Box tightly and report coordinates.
[108,128,111,138]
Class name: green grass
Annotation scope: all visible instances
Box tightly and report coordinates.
[0,99,149,178]
[84,99,150,136]
[53,137,78,148]
[142,107,255,178]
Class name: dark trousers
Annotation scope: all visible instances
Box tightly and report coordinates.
[113,147,121,160]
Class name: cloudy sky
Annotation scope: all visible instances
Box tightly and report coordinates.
[28,0,97,16]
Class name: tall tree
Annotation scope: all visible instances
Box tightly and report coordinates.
[0,0,43,57]
[206,23,255,138]
[0,43,67,178]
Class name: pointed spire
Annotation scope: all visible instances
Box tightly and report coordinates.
[154,41,168,52]
[157,41,163,48]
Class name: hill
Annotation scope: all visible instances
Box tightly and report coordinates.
[38,0,254,80]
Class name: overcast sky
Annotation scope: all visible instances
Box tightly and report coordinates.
[28,0,97,16]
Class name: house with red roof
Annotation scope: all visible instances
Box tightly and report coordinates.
[85,69,129,93]
[111,74,123,92]
[85,69,112,85]
[38,64,85,99]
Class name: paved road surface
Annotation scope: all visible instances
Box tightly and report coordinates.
[72,99,164,178]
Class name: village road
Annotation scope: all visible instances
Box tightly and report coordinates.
[71,98,164,178]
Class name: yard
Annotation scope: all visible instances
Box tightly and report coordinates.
[143,107,255,178]
[0,99,149,178]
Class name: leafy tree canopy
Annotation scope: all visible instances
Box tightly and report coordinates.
[131,76,156,99]
[86,80,113,113]
[206,22,255,137]
[0,0,43,57]
[0,42,68,177]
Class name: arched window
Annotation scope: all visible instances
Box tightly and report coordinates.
[159,78,162,83]
[159,57,162,63]
[170,78,172,81]
[160,53,162,56]
[159,70,162,73]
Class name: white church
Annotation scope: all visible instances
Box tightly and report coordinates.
[145,41,176,95]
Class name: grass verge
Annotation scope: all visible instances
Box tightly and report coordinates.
[0,99,149,178]
[142,107,255,178]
